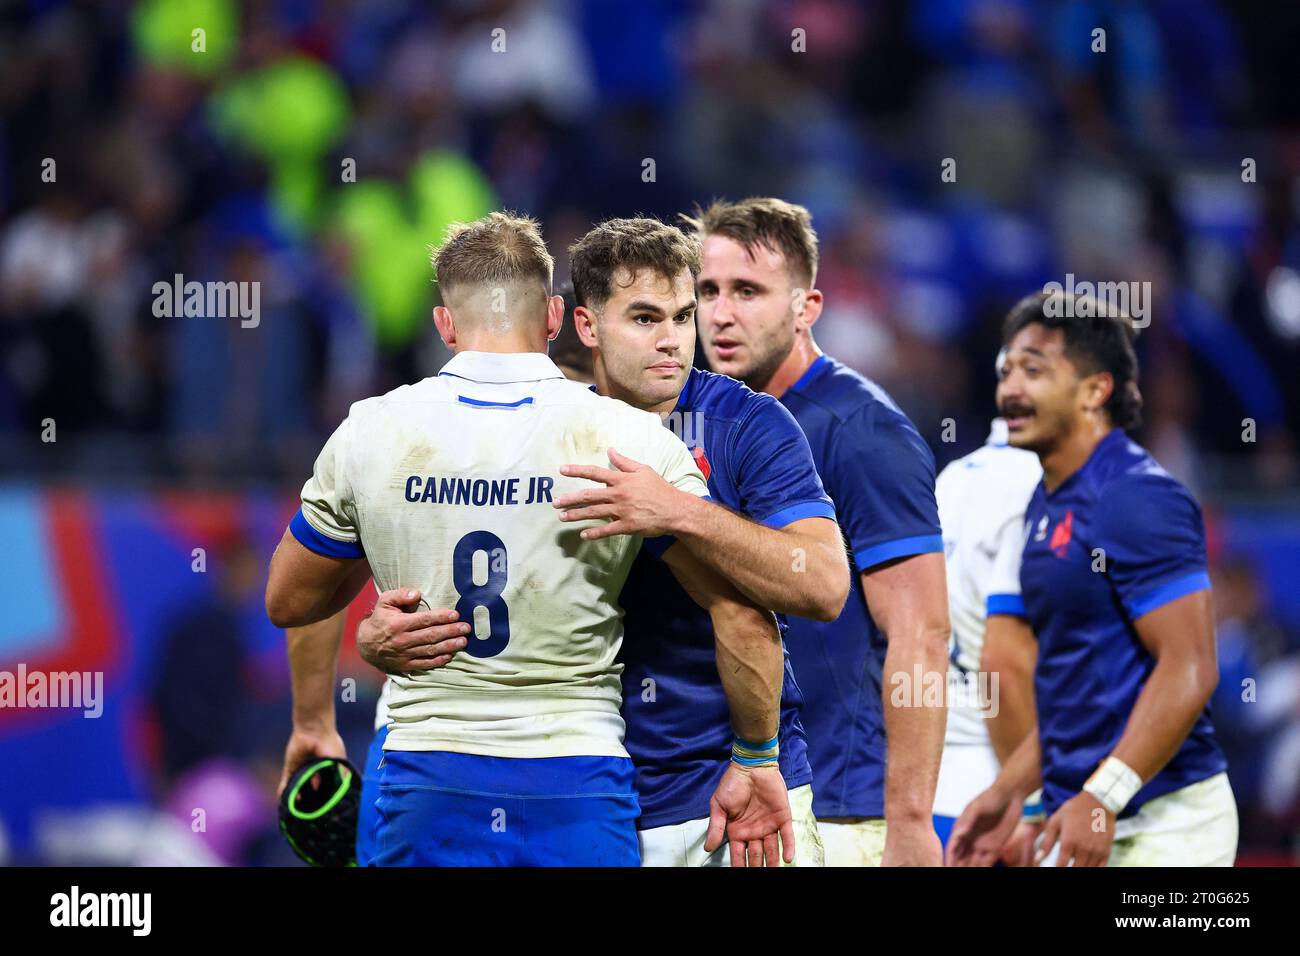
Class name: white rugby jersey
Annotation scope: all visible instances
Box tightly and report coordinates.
[935,420,1041,747]
[295,350,707,759]
[374,679,390,732]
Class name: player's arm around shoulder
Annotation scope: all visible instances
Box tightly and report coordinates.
[681,393,849,621]
[759,514,850,621]
[552,406,707,539]
[552,402,848,619]
[666,495,848,622]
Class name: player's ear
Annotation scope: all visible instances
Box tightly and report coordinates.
[546,294,564,342]
[433,305,456,348]
[573,305,599,348]
[793,286,824,332]
[1083,370,1114,414]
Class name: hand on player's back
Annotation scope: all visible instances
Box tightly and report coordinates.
[556,448,686,540]
[356,589,471,675]
[705,763,796,867]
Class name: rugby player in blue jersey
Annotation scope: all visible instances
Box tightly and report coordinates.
[330,220,851,866]
[555,218,849,865]
[687,198,952,867]
[947,291,1237,867]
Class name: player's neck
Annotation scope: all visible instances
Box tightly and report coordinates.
[1040,415,1115,493]
[751,333,822,399]
[455,338,547,356]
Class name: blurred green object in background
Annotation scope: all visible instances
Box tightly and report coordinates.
[410,150,499,254]
[132,0,238,76]
[332,151,497,349]
[211,56,352,230]
[210,56,350,161]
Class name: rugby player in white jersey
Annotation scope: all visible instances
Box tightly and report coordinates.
[268,212,723,866]
[932,415,1042,863]
[276,285,599,865]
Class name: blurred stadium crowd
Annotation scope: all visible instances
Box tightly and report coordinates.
[0,0,1298,864]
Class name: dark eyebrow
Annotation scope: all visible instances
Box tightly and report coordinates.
[674,299,698,319]
[624,300,667,317]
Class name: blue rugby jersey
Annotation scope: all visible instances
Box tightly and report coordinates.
[618,367,837,829]
[1020,428,1227,817]
[779,355,944,819]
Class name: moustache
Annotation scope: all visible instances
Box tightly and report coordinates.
[999,404,1035,417]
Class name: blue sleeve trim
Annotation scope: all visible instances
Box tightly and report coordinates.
[642,494,713,559]
[1126,571,1211,620]
[289,509,365,559]
[986,593,1027,617]
[759,500,837,529]
[642,535,677,558]
[854,533,944,571]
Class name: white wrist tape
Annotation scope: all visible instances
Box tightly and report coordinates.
[1022,788,1046,821]
[1084,757,1142,815]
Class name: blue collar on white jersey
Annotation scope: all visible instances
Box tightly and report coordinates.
[438,350,568,384]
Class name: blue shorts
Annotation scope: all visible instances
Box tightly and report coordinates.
[372,749,641,866]
[355,726,388,866]
[932,814,956,849]
[933,813,1009,866]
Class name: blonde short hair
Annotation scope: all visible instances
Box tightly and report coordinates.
[432,211,554,299]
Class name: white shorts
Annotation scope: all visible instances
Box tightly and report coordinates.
[933,740,1001,819]
[638,784,824,866]
[1038,772,1238,867]
[817,817,888,867]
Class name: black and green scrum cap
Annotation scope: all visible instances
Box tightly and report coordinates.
[278,757,362,867]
